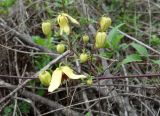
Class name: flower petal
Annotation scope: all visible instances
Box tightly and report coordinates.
[62,13,80,25]
[48,68,62,92]
[60,23,70,35]
[62,66,86,79]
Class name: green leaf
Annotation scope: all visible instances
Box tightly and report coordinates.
[122,54,142,64]
[85,112,91,116]
[32,36,46,46]
[19,101,30,114]
[0,0,16,7]
[131,43,148,57]
[34,55,52,70]
[36,87,45,96]
[3,104,14,116]
[107,23,124,50]
[150,35,160,46]
[152,60,160,66]
[32,36,53,49]
[100,52,113,58]
[3,107,12,116]
[0,8,8,15]
[119,43,129,50]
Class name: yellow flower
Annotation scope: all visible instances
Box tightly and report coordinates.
[42,21,52,36]
[57,14,70,35]
[48,66,86,92]
[95,32,107,48]
[99,16,111,32]
[57,13,80,35]
[39,71,52,86]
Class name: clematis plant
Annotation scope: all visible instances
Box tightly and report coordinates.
[48,66,86,92]
[57,13,80,35]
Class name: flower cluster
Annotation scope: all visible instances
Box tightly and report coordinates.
[39,13,112,92]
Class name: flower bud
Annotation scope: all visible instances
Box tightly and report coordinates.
[99,16,111,31]
[39,71,51,86]
[82,35,89,44]
[42,21,52,36]
[56,44,65,54]
[95,32,107,49]
[86,78,93,85]
[80,53,88,63]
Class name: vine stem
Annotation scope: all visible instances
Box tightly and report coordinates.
[0,73,159,80]
[94,73,160,80]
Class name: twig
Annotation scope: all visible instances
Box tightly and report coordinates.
[82,91,93,116]
[75,59,92,115]
[118,30,160,55]
[13,44,19,116]
[0,73,160,80]
[122,64,129,116]
[94,73,160,80]
[1,83,158,92]
[0,100,10,113]
[139,100,155,116]
[41,95,115,116]
[72,107,115,116]
[0,43,59,56]
[122,64,137,116]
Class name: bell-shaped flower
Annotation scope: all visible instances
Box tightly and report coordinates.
[42,21,52,36]
[57,13,80,35]
[48,66,86,92]
[57,14,70,35]
[99,16,111,32]
[95,32,107,48]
